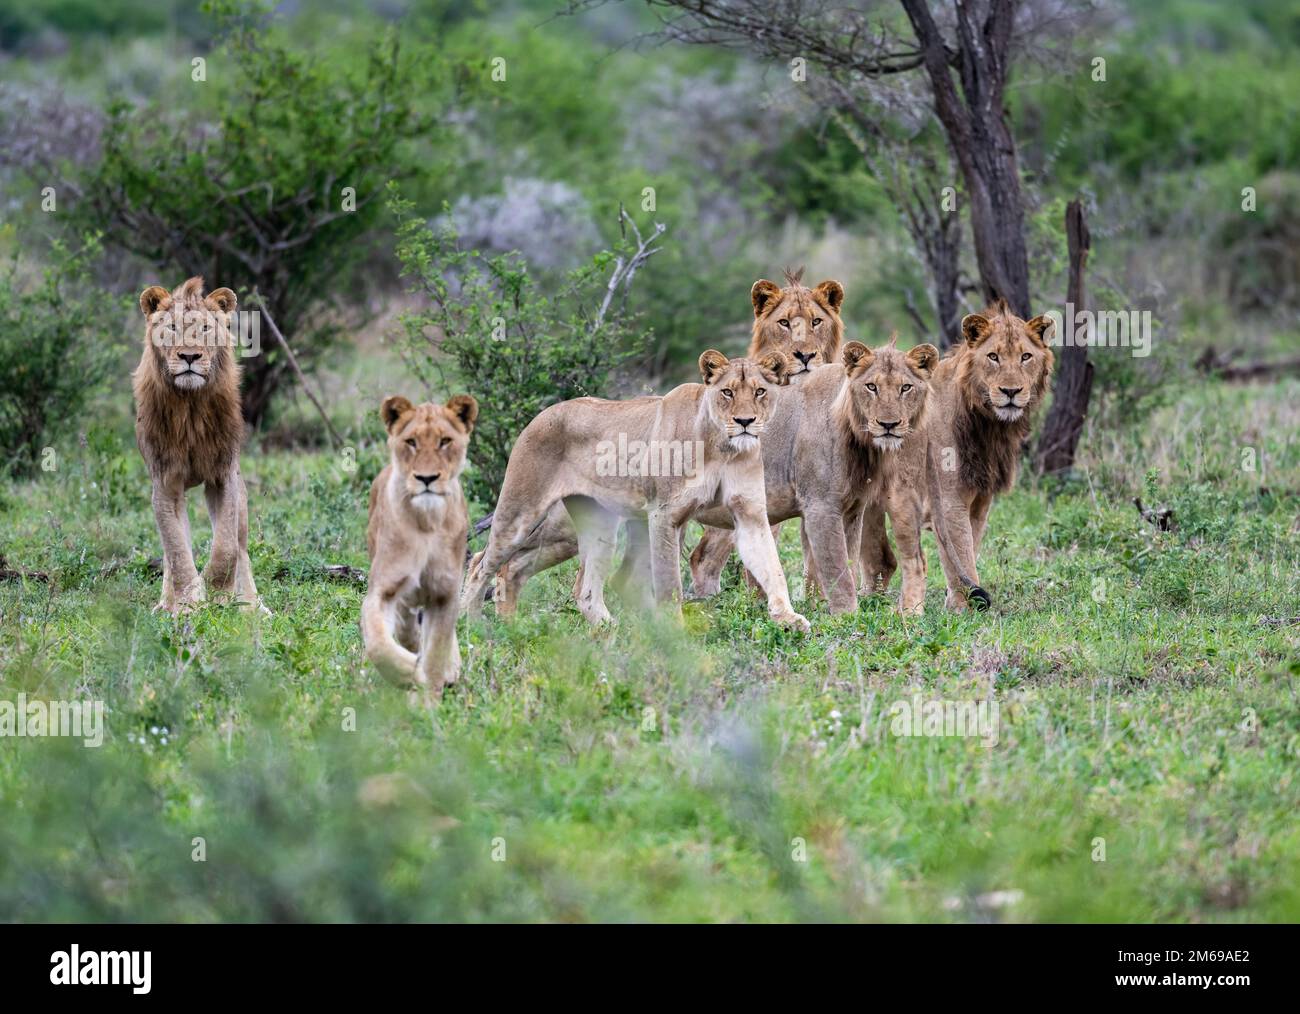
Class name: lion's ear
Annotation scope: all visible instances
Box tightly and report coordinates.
[751,279,782,317]
[446,394,478,433]
[905,343,940,377]
[1025,313,1055,347]
[205,287,237,315]
[813,279,844,313]
[699,349,730,384]
[961,313,993,346]
[381,395,414,433]
[756,351,794,386]
[140,286,170,317]
[841,341,873,374]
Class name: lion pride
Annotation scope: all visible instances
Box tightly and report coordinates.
[490,271,846,611]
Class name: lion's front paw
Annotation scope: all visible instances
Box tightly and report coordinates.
[773,609,811,633]
[155,579,206,615]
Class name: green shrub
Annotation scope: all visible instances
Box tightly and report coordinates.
[388,186,659,508]
[0,236,124,476]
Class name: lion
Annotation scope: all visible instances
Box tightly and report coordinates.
[748,268,845,378]
[858,302,1055,612]
[134,276,260,614]
[488,270,846,613]
[460,351,809,631]
[362,393,479,702]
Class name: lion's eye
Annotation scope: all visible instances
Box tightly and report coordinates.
[755,388,766,398]
[1021,352,1032,363]
[812,318,823,327]
[900,384,912,394]
[721,389,734,399]
[778,319,790,329]
[866,383,877,393]
[988,353,999,364]
[405,438,417,449]
[439,436,451,449]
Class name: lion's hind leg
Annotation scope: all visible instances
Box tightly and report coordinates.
[857,504,897,595]
[461,495,559,618]
[610,518,653,611]
[201,470,243,605]
[494,502,580,618]
[687,525,734,599]
[564,495,620,626]
[231,471,267,613]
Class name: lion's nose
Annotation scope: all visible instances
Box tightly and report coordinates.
[179,352,201,365]
[999,386,1022,399]
[878,420,900,432]
[793,350,815,366]
[734,417,756,429]
[415,473,441,486]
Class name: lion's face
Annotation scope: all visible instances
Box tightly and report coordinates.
[381,394,479,510]
[959,309,1055,422]
[698,350,793,452]
[840,340,938,451]
[748,275,844,379]
[139,280,238,392]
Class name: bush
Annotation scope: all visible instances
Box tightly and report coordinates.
[0,235,124,476]
[388,186,662,508]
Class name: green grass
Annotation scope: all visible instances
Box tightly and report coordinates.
[1,377,1297,923]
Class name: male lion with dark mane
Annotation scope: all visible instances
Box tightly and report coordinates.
[859,301,1055,612]
[134,276,261,614]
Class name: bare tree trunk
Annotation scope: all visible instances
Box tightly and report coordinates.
[1036,199,1093,475]
[900,0,1031,317]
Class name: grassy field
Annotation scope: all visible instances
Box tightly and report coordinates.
[1,372,1297,923]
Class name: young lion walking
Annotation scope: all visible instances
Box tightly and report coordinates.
[362,394,479,702]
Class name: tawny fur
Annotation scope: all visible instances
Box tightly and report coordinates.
[747,269,845,376]
[488,271,846,611]
[689,338,938,614]
[362,394,478,704]
[461,352,809,632]
[134,276,260,613]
